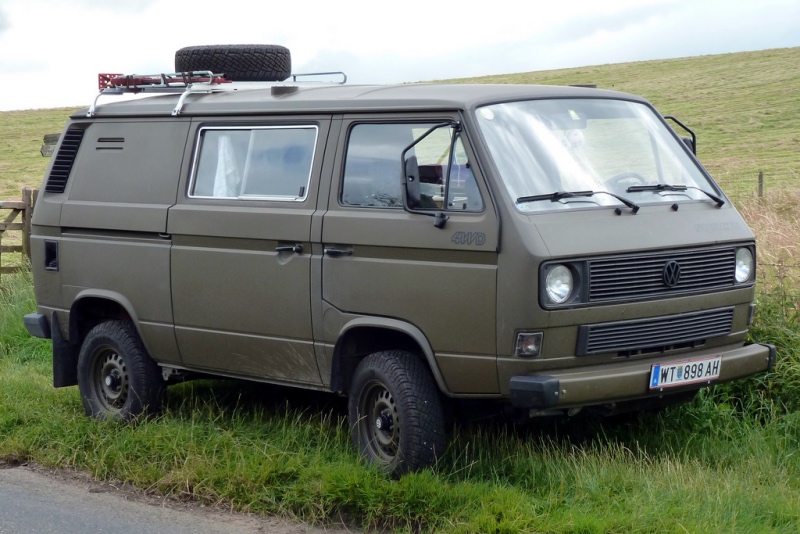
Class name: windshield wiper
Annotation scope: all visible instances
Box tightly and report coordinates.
[517,190,640,214]
[626,184,725,207]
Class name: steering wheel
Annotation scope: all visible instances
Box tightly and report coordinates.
[606,172,647,189]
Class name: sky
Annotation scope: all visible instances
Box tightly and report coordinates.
[0,0,799,112]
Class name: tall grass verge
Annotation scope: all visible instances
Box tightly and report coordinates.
[2,269,800,531]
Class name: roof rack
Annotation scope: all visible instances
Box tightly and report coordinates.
[88,70,349,118]
[89,71,233,117]
[290,71,348,84]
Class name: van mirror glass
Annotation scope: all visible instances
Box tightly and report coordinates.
[403,154,422,208]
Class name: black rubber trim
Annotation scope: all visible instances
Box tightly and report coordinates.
[509,375,560,409]
[761,343,777,371]
[24,313,51,339]
[51,311,79,388]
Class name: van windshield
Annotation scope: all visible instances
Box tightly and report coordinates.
[475,98,719,212]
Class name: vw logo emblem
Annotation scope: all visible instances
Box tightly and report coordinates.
[662,260,682,287]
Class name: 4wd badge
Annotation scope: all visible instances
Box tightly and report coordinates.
[452,231,486,246]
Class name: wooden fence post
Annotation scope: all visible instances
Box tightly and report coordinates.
[22,187,32,260]
[0,188,37,281]
[758,171,764,200]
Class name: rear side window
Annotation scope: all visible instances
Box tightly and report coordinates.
[190,126,317,201]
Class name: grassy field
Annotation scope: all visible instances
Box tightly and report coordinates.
[446,46,800,199]
[0,108,78,199]
[2,47,800,532]
[2,269,800,532]
[2,47,800,200]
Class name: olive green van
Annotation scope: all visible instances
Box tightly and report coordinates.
[24,45,774,475]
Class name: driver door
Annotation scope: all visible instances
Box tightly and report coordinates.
[319,115,501,394]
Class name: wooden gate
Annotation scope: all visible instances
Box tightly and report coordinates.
[0,188,37,280]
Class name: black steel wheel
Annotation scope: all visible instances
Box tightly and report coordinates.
[348,350,445,475]
[77,321,165,420]
[174,44,291,82]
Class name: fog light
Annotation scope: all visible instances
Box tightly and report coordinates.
[515,332,543,357]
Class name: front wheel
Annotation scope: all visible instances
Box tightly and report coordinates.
[77,320,165,420]
[348,350,445,476]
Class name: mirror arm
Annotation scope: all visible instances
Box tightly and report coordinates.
[664,115,696,155]
[400,121,460,229]
[434,212,449,229]
[442,124,461,212]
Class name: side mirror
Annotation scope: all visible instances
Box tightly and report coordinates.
[681,136,695,154]
[400,121,461,228]
[403,154,421,209]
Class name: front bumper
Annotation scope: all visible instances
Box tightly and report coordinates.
[509,342,776,409]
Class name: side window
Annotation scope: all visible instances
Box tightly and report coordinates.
[341,123,416,208]
[190,126,317,200]
[342,123,483,211]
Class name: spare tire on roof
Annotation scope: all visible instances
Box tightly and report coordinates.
[174,44,291,82]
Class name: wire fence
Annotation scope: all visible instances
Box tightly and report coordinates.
[715,171,800,204]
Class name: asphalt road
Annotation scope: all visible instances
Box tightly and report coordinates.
[0,465,350,534]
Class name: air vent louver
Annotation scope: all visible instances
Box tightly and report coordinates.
[45,128,85,193]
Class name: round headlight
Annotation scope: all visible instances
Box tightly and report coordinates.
[546,264,573,304]
[735,248,754,283]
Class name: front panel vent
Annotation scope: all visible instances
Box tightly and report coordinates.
[45,128,86,193]
[577,307,734,356]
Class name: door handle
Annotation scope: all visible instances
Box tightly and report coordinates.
[324,247,353,257]
[276,244,303,254]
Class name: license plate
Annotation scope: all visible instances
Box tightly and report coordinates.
[649,356,722,389]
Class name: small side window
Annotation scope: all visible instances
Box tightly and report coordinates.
[437,136,483,212]
[190,126,317,201]
[342,123,482,211]
[341,123,419,208]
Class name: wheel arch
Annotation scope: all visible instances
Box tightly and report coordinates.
[329,317,450,396]
[69,290,140,347]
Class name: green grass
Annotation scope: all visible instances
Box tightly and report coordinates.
[0,107,77,199]
[3,48,800,531]
[2,269,800,532]
[2,48,800,202]
[445,47,800,197]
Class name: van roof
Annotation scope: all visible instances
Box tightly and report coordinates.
[76,82,645,118]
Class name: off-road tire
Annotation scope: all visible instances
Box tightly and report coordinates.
[77,320,165,421]
[348,350,445,476]
[174,44,291,82]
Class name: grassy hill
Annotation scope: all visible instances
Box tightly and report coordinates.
[2,47,800,533]
[0,107,79,199]
[2,47,799,200]
[447,46,800,196]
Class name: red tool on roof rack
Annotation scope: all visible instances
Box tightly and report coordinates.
[98,72,232,91]
[89,70,233,117]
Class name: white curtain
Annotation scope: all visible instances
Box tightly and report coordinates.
[213,135,241,197]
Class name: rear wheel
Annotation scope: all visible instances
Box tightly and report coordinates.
[174,44,291,82]
[77,320,165,420]
[348,350,445,475]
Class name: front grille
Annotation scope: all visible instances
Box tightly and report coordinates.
[577,307,734,356]
[589,246,737,302]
